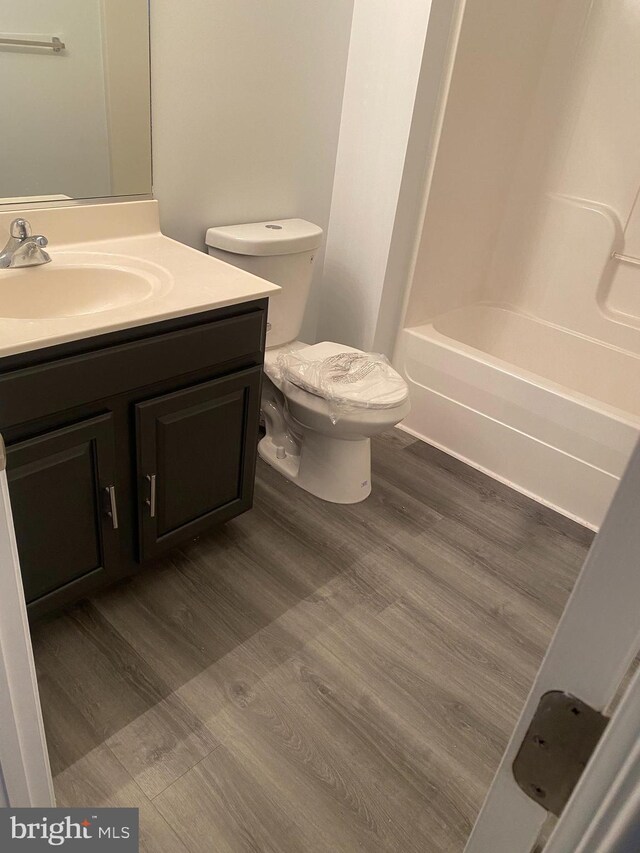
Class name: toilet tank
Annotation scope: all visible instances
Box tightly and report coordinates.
[205,218,323,348]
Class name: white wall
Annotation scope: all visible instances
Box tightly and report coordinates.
[315,0,433,352]
[375,0,462,355]
[150,0,354,342]
[0,0,111,200]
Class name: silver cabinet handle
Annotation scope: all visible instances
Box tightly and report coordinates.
[105,485,119,530]
[146,474,157,518]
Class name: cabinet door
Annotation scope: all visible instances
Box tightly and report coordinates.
[136,367,261,560]
[6,414,120,605]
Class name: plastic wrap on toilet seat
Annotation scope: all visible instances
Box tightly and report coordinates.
[275,344,408,425]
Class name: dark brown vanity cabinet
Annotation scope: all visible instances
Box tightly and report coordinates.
[0,300,267,618]
[136,368,261,560]
[6,413,120,604]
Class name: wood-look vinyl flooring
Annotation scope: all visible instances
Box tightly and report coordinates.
[31,430,594,852]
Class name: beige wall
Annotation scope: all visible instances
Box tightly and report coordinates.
[403,0,640,356]
[404,0,561,327]
[150,0,354,342]
[486,0,640,351]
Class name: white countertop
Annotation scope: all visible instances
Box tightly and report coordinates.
[0,200,280,358]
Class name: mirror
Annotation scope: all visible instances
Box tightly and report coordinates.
[0,0,152,204]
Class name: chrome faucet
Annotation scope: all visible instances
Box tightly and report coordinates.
[0,219,51,269]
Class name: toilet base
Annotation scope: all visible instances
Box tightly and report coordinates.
[258,431,372,504]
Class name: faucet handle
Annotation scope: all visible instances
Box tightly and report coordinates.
[10,219,31,239]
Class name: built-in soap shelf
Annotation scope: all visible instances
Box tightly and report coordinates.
[601,186,640,326]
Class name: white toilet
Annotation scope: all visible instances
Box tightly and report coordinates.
[206,218,410,503]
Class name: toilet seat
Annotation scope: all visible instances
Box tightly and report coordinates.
[265,341,408,409]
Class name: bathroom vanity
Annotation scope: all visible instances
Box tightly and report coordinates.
[0,301,266,618]
[0,201,279,619]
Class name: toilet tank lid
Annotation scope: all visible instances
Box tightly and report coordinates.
[205,218,323,256]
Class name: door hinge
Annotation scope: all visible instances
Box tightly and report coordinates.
[512,691,609,817]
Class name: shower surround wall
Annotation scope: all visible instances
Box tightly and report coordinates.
[395,0,640,528]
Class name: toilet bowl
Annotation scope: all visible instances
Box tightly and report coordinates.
[205,218,411,503]
[260,341,410,503]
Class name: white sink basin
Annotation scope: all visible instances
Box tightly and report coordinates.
[0,252,172,319]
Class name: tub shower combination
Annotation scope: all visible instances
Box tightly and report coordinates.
[394,0,640,528]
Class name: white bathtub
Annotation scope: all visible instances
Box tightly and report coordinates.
[395,304,640,529]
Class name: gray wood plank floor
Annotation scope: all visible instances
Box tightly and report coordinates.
[31,430,594,852]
